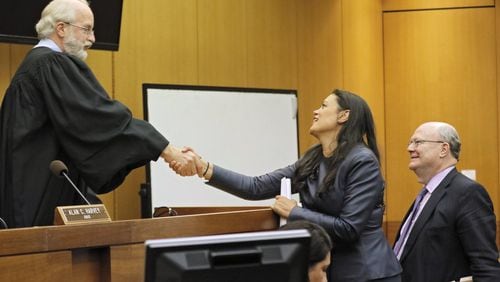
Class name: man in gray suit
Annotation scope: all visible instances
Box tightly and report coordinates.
[395,121,500,281]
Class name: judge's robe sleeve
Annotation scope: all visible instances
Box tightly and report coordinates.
[37,53,169,193]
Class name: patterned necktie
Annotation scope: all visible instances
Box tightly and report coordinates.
[394,186,428,257]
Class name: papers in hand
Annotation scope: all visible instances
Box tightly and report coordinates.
[280,177,291,226]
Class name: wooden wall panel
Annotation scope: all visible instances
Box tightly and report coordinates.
[110,0,145,220]
[295,0,385,160]
[198,0,247,86]
[128,0,198,87]
[246,0,298,89]
[113,0,198,220]
[110,244,144,282]
[85,51,113,96]
[341,0,385,171]
[72,248,110,282]
[296,0,343,153]
[0,44,10,101]
[383,0,494,11]
[0,251,72,281]
[496,1,500,247]
[0,43,30,102]
[0,44,30,109]
[9,44,30,75]
[384,8,498,222]
[114,0,198,109]
[85,50,116,219]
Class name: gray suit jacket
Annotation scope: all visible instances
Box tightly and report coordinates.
[208,144,401,281]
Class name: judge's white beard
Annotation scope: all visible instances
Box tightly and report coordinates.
[63,32,89,61]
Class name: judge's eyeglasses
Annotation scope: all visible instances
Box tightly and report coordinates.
[63,22,94,36]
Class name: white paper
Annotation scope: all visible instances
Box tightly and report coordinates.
[280,177,291,226]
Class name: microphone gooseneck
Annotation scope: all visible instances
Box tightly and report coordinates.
[0,217,8,229]
[49,160,91,205]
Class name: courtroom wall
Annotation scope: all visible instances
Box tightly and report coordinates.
[2,0,498,245]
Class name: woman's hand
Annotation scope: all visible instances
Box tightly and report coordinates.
[271,195,298,218]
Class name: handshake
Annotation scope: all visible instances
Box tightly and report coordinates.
[161,144,211,178]
[161,144,298,219]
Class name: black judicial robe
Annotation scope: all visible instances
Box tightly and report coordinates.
[0,47,169,228]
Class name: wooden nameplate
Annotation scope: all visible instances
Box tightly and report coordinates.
[54,204,111,225]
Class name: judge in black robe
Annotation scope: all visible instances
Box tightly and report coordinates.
[0,46,169,227]
[0,0,193,228]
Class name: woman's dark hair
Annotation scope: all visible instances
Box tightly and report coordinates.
[279,220,333,267]
[292,89,380,195]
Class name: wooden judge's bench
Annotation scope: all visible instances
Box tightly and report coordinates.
[0,207,278,282]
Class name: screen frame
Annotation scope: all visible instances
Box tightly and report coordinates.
[144,229,311,282]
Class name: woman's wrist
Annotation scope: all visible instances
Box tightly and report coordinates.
[202,162,210,176]
[202,161,213,180]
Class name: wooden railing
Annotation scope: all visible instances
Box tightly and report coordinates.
[0,207,278,282]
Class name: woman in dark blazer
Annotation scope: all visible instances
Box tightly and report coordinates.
[174,89,402,281]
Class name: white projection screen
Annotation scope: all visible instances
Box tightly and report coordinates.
[142,84,299,215]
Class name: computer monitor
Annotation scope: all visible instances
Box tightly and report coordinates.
[144,229,311,282]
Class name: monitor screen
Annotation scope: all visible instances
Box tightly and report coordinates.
[144,230,311,282]
[0,0,123,51]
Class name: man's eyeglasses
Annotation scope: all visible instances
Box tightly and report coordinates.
[408,139,445,147]
[64,22,94,36]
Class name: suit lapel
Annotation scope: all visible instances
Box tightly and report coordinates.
[400,169,458,261]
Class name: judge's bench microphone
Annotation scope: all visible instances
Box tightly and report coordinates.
[49,160,91,205]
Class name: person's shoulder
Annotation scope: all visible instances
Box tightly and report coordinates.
[28,47,61,60]
[11,48,56,80]
[448,171,490,196]
[30,47,90,73]
[348,144,377,161]
[23,47,68,67]
[31,47,84,63]
[443,172,497,212]
[449,170,478,187]
[339,145,380,173]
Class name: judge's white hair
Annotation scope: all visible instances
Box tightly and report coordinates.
[35,0,89,39]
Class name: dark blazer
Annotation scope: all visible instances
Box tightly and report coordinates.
[396,168,500,281]
[209,144,402,281]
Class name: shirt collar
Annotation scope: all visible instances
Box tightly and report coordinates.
[425,166,455,193]
[34,39,62,53]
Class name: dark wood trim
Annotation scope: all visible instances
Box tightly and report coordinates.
[0,208,279,281]
[0,208,278,257]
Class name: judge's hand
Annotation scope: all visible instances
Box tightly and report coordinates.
[170,146,211,179]
[271,195,298,218]
[161,144,197,176]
